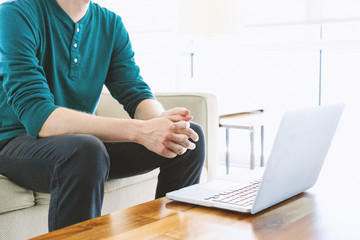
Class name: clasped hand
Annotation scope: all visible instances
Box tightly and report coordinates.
[141,108,199,158]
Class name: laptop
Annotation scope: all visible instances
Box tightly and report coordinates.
[166,104,344,214]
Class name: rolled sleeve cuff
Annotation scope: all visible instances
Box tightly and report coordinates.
[21,102,59,139]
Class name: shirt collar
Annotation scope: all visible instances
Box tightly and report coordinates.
[48,0,92,27]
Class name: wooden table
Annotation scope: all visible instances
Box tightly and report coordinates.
[31,155,359,240]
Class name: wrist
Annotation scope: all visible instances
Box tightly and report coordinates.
[129,119,146,144]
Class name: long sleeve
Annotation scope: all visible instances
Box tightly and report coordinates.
[105,16,154,119]
[0,3,58,138]
[0,0,155,141]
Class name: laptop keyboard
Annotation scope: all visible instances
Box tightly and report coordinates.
[204,179,261,207]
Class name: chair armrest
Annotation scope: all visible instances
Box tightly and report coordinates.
[95,92,130,119]
[155,92,218,181]
[95,92,219,181]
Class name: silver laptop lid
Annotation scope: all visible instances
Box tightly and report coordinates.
[251,104,344,214]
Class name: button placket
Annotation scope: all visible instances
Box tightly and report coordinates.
[69,23,83,80]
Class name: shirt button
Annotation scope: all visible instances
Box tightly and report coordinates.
[74,43,78,48]
[77,27,80,33]
[74,58,78,63]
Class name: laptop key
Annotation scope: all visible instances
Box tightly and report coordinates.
[205,180,260,206]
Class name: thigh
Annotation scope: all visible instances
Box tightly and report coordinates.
[0,134,94,193]
[106,122,205,180]
[105,142,166,179]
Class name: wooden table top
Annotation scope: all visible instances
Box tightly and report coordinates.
[31,155,359,240]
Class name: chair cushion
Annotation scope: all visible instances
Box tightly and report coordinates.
[0,169,159,213]
[104,169,159,193]
[0,174,35,214]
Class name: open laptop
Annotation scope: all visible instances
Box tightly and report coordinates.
[166,104,344,214]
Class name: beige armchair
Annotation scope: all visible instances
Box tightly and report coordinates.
[0,92,218,240]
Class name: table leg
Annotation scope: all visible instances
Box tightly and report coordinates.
[260,125,264,167]
[250,126,255,170]
[225,128,230,174]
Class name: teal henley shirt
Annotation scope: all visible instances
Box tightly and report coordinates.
[0,0,154,141]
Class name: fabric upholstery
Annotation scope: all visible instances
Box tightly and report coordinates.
[30,169,160,207]
[0,174,34,214]
[0,92,218,240]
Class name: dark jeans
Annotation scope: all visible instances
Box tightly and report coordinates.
[0,122,205,231]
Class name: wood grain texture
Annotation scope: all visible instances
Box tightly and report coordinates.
[28,194,321,240]
[31,155,360,240]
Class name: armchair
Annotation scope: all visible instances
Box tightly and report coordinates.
[0,92,218,239]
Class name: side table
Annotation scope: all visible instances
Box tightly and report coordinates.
[219,110,264,173]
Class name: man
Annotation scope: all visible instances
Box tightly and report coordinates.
[0,0,205,231]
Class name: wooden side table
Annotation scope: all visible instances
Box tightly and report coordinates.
[219,110,264,173]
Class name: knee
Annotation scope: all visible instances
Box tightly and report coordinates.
[60,134,110,182]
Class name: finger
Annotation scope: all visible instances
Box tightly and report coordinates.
[172,122,199,142]
[164,108,190,117]
[163,140,188,156]
[160,146,177,158]
[166,133,196,150]
[167,114,193,122]
[186,128,199,142]
[162,108,193,122]
[173,121,190,129]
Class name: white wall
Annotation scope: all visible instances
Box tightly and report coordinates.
[1,0,358,168]
[93,0,358,168]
